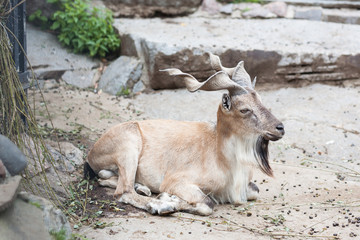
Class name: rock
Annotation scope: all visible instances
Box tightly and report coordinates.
[0,160,6,179]
[231,9,243,19]
[104,0,202,18]
[242,7,277,19]
[51,142,84,167]
[98,56,143,95]
[26,0,59,20]
[0,176,21,212]
[133,80,146,93]
[114,18,360,89]
[285,5,295,18]
[46,141,84,172]
[0,192,71,240]
[264,1,288,17]
[220,4,233,15]
[62,68,99,89]
[294,7,323,21]
[322,8,360,25]
[19,192,72,238]
[27,24,100,87]
[232,3,262,11]
[263,0,360,9]
[201,0,223,14]
[24,136,84,174]
[0,134,27,176]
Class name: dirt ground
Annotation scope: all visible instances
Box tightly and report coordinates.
[29,80,360,239]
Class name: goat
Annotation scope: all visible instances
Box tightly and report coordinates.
[85,53,285,216]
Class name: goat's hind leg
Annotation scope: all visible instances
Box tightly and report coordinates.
[97,170,118,188]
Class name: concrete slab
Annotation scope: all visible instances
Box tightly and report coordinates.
[27,25,100,88]
[0,176,21,212]
[114,18,360,89]
[265,0,360,9]
[49,83,359,240]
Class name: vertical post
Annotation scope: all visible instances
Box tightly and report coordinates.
[5,0,29,125]
[6,0,29,90]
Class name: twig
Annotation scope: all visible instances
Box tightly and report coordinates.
[83,180,89,216]
[175,215,338,239]
[301,214,337,232]
[331,125,360,135]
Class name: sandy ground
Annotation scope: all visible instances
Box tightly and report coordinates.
[29,81,360,239]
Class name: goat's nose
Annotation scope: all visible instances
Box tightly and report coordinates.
[276,123,285,135]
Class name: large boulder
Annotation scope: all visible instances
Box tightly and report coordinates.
[0,192,72,240]
[114,17,360,89]
[98,56,143,95]
[0,135,27,176]
[103,0,202,18]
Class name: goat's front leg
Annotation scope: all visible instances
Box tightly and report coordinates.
[246,182,259,201]
[246,169,259,201]
[160,181,215,216]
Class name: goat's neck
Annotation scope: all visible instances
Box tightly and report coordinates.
[215,107,258,203]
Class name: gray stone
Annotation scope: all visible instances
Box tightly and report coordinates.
[0,134,27,176]
[220,4,233,15]
[114,18,360,89]
[133,80,146,94]
[264,1,288,17]
[201,0,223,14]
[62,68,99,89]
[0,192,71,240]
[49,141,84,167]
[322,8,360,25]
[0,176,21,212]
[263,0,360,9]
[0,160,6,179]
[27,24,100,86]
[231,9,243,18]
[232,3,262,11]
[45,141,84,173]
[294,6,323,21]
[99,56,143,95]
[242,7,277,18]
[104,0,202,18]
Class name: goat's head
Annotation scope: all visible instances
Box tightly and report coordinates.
[161,53,284,176]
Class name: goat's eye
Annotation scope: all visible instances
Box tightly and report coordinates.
[240,108,251,114]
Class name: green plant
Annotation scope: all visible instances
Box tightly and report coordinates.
[50,228,67,240]
[116,86,131,97]
[50,0,120,57]
[28,9,49,29]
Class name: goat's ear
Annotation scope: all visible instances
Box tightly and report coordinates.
[222,93,231,111]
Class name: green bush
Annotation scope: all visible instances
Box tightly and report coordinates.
[49,0,120,57]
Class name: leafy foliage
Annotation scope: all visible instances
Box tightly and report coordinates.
[50,0,120,57]
[28,9,49,28]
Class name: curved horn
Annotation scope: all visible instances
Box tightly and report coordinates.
[160,68,247,95]
[231,61,252,89]
[208,53,235,77]
[252,76,257,89]
[208,52,253,89]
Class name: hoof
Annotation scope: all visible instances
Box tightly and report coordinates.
[247,182,259,201]
[134,183,152,197]
[146,201,177,215]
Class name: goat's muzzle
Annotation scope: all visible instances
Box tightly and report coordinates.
[264,123,285,141]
